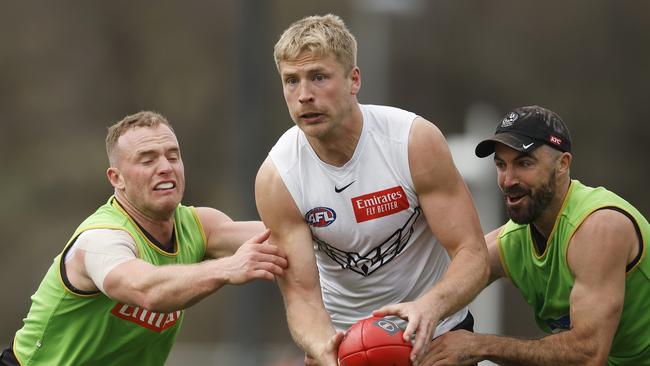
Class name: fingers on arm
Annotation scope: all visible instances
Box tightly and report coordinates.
[232,227,288,279]
[222,241,289,283]
[196,203,284,281]
[248,227,271,243]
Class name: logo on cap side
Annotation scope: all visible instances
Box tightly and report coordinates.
[501,112,519,127]
[549,135,562,146]
[522,143,534,149]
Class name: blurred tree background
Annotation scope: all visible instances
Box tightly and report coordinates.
[1,0,648,364]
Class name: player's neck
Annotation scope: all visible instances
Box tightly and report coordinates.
[308,103,363,167]
[114,194,175,244]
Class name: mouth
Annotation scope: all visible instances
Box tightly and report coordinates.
[505,193,526,206]
[154,181,176,191]
[299,112,324,122]
[503,186,529,206]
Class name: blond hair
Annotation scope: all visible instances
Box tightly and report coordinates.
[106,111,174,165]
[273,14,357,73]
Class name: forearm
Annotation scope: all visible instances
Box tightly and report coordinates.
[109,260,227,313]
[474,332,603,366]
[423,246,488,319]
[282,287,337,358]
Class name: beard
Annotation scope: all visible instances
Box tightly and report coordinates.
[503,170,556,224]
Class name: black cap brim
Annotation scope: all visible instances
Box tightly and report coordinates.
[475,133,540,158]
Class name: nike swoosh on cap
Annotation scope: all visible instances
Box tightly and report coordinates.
[522,142,534,149]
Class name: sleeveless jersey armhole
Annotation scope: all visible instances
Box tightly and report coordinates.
[496,230,513,281]
[598,207,644,273]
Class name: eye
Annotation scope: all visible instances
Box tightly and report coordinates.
[285,77,298,86]
[519,159,534,168]
[314,74,326,82]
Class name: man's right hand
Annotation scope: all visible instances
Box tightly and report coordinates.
[218,229,288,284]
[304,332,345,366]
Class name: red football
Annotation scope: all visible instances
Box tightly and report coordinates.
[338,316,412,366]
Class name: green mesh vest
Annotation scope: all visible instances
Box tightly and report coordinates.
[498,180,650,365]
[13,196,206,366]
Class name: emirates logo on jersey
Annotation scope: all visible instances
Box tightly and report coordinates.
[111,303,182,332]
[351,186,409,223]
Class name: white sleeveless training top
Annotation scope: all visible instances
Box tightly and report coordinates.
[269,104,467,336]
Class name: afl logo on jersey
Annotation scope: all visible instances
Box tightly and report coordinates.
[305,207,337,227]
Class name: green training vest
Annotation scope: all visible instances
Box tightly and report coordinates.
[498,180,650,365]
[13,196,206,366]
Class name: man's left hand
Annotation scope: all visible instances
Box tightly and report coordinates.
[422,329,480,366]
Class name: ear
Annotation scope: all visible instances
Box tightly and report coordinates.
[349,67,361,96]
[557,152,572,175]
[107,167,125,190]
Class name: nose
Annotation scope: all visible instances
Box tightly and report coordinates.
[298,82,314,104]
[157,157,173,175]
[499,165,518,189]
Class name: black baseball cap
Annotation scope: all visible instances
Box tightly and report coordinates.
[475,105,572,158]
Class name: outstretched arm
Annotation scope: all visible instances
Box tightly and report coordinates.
[66,222,287,313]
[374,118,489,364]
[255,157,341,366]
[425,209,636,365]
[101,228,286,313]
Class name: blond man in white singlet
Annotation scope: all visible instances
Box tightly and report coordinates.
[255,14,489,366]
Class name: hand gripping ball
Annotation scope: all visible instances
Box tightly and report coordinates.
[338,316,412,366]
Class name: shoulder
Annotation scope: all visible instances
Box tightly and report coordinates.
[566,180,626,213]
[268,126,303,174]
[409,117,446,149]
[577,208,635,231]
[78,228,133,241]
[362,104,417,133]
[256,157,283,188]
[256,157,290,206]
[572,209,638,246]
[255,157,304,226]
[407,117,453,187]
[78,199,129,228]
[76,229,136,250]
[74,229,138,261]
[568,208,638,274]
[361,104,415,117]
[565,181,644,239]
